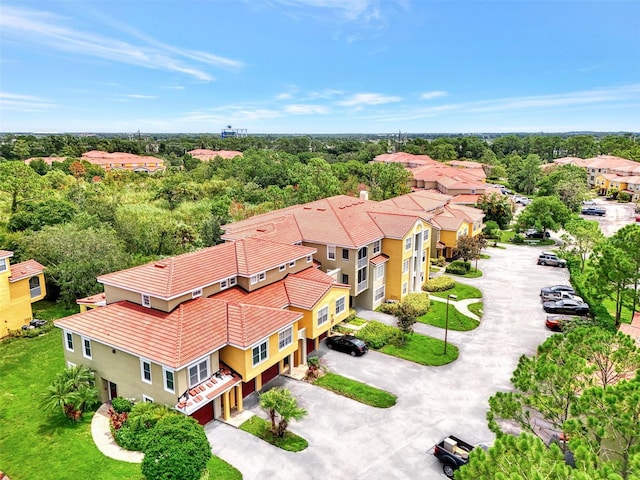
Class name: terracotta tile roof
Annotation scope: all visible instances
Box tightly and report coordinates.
[381,192,449,212]
[585,155,635,169]
[431,214,465,230]
[226,302,301,348]
[368,212,425,239]
[0,250,13,259]
[9,259,44,282]
[54,299,230,369]
[25,156,67,166]
[222,195,433,248]
[214,283,290,309]
[450,194,481,204]
[370,254,389,265]
[76,292,107,306]
[372,152,437,167]
[448,160,487,169]
[98,239,314,299]
[187,149,243,160]
[445,204,484,222]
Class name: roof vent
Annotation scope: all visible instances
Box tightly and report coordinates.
[303,206,312,210]
[154,262,168,269]
[317,208,326,211]
[256,228,267,232]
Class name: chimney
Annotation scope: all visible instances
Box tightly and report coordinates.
[359,190,369,201]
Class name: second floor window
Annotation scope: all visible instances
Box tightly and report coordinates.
[65,331,74,352]
[317,306,329,326]
[342,249,349,261]
[252,341,268,366]
[0,258,6,272]
[327,245,336,260]
[336,297,346,315]
[278,327,293,350]
[141,359,152,384]
[82,338,92,359]
[405,237,412,250]
[403,259,409,273]
[29,276,41,298]
[164,368,175,393]
[372,240,381,254]
[376,264,385,280]
[189,359,209,386]
[141,294,151,308]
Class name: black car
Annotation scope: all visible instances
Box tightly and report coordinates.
[581,207,606,216]
[325,335,368,356]
[543,299,589,315]
[540,285,575,296]
[525,229,550,239]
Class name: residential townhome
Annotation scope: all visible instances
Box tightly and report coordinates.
[381,190,485,260]
[0,250,46,338]
[222,193,433,308]
[187,149,243,160]
[25,151,166,173]
[54,238,350,425]
[553,155,636,189]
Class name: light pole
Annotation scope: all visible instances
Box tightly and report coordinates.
[444,294,457,354]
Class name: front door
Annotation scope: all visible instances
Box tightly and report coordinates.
[108,381,117,400]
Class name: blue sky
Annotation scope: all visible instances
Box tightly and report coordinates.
[1,0,639,134]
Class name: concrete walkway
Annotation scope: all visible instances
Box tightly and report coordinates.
[91,403,144,463]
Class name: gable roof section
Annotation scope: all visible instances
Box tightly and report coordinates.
[368,212,424,239]
[98,239,315,299]
[226,303,301,348]
[223,195,433,248]
[9,259,44,282]
[431,214,465,231]
[54,299,229,369]
[0,250,14,260]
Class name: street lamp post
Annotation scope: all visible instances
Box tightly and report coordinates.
[444,294,457,355]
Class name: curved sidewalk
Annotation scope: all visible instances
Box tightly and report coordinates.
[91,403,144,463]
[429,295,481,321]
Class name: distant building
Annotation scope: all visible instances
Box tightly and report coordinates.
[187,149,243,161]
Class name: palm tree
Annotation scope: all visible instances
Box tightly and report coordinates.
[128,402,172,433]
[40,365,98,421]
[259,387,307,437]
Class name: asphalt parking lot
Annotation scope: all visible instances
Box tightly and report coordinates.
[581,198,635,237]
[206,244,573,479]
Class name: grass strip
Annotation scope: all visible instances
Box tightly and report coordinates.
[239,416,308,452]
[313,372,396,408]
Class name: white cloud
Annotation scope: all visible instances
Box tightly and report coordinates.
[420,90,448,100]
[0,92,55,112]
[284,104,329,115]
[121,94,157,99]
[0,5,244,82]
[338,92,402,107]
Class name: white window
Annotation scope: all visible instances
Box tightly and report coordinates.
[423,230,429,242]
[252,341,268,366]
[140,359,152,384]
[336,296,346,315]
[402,282,408,295]
[289,260,296,268]
[278,327,293,350]
[405,237,412,250]
[141,294,151,308]
[279,264,286,272]
[82,337,92,359]
[251,272,265,285]
[327,245,336,260]
[307,255,312,263]
[403,259,409,273]
[64,331,74,352]
[372,240,381,255]
[29,276,41,298]
[163,368,175,393]
[192,288,202,299]
[229,277,237,287]
[317,306,329,326]
[0,258,6,272]
[376,264,385,280]
[143,395,154,403]
[220,279,228,289]
[342,249,349,261]
[188,359,209,387]
[374,286,385,301]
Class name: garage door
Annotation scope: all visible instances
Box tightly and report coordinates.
[191,402,214,425]
[261,363,279,386]
[242,378,255,398]
[307,338,316,354]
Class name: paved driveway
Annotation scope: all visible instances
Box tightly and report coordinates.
[581,198,635,237]
[205,244,570,479]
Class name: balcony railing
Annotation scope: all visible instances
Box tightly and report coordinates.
[357,257,368,269]
[356,280,368,294]
[30,286,42,298]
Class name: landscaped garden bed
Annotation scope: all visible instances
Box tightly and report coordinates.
[418,302,480,331]
[313,372,396,408]
[239,415,308,452]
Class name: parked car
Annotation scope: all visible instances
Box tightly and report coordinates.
[582,199,596,206]
[540,285,575,296]
[537,252,567,267]
[543,299,589,315]
[325,334,368,356]
[581,207,606,216]
[540,291,583,303]
[545,314,586,332]
[432,435,481,478]
[526,229,550,239]
[21,318,47,330]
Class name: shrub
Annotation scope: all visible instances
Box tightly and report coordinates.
[618,191,631,202]
[345,308,357,322]
[113,423,146,451]
[356,321,397,349]
[511,234,525,244]
[141,415,211,480]
[402,292,430,316]
[377,302,399,315]
[108,408,128,431]
[445,260,470,275]
[437,256,446,267]
[423,276,456,292]
[111,396,133,414]
[483,220,500,239]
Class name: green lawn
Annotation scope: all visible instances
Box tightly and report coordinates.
[206,456,242,480]
[418,301,480,331]
[239,416,308,452]
[601,297,635,325]
[499,230,515,243]
[379,333,458,366]
[467,302,483,318]
[313,372,396,408]
[429,281,482,300]
[0,330,142,480]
